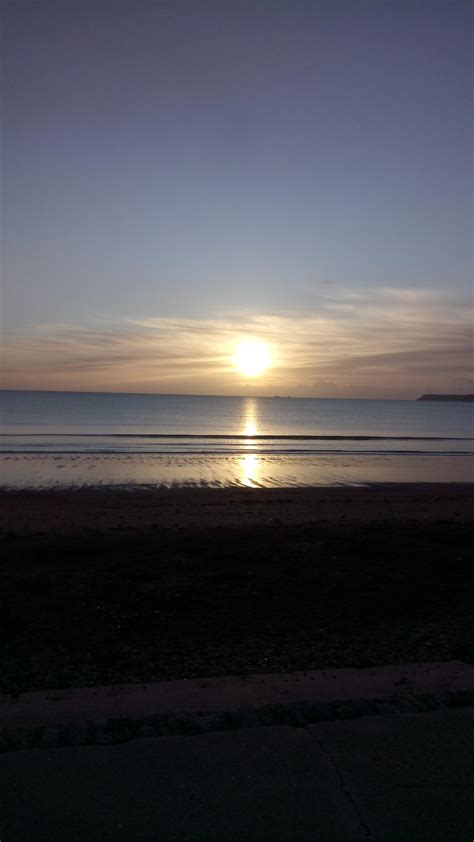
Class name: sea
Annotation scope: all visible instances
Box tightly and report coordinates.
[1,390,472,489]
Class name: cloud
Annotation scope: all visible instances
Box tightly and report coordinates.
[1,287,472,398]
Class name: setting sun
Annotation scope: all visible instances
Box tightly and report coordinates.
[233,340,272,378]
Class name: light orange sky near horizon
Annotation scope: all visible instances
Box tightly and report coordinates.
[2,287,472,400]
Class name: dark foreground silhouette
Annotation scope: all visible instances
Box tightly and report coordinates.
[1,484,472,694]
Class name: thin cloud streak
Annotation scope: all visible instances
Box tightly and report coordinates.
[2,288,472,399]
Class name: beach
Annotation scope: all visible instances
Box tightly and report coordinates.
[1,483,473,695]
[1,482,473,533]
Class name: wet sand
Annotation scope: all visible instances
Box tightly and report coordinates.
[1,484,473,694]
[1,451,472,491]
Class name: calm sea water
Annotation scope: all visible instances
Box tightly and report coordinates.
[1,390,472,488]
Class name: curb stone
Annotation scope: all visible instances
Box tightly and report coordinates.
[1,689,474,754]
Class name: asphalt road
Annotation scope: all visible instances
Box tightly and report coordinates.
[1,707,473,841]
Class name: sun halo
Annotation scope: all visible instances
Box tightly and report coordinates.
[233,339,272,378]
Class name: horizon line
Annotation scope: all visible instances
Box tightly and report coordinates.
[0,387,429,402]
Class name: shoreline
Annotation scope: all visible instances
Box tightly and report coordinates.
[2,452,472,492]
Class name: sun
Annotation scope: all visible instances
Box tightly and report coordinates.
[233,339,271,378]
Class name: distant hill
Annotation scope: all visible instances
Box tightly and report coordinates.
[417,394,474,403]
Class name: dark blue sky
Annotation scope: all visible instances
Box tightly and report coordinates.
[2,0,472,396]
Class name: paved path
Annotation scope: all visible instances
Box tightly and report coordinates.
[2,707,473,842]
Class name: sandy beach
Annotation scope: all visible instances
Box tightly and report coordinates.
[1,484,472,695]
[1,482,473,535]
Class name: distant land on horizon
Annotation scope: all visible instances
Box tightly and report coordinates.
[1,389,474,402]
[417,394,474,403]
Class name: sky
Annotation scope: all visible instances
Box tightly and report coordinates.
[1,0,472,398]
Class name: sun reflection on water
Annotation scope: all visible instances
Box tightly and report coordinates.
[240,399,261,484]
[244,420,257,437]
[240,453,260,487]
[242,398,258,443]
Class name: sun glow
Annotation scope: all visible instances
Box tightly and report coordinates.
[233,340,272,378]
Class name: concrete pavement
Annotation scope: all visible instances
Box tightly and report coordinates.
[1,707,473,842]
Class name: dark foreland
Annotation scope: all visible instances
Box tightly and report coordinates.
[417,393,474,402]
[1,484,473,695]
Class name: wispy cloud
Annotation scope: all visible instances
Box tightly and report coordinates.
[2,287,472,398]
